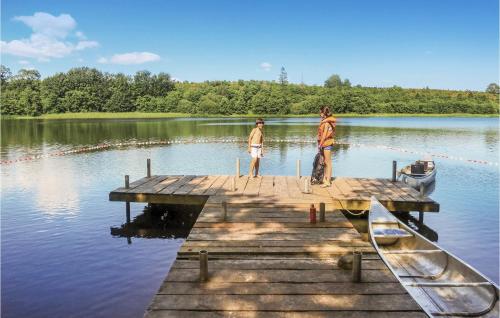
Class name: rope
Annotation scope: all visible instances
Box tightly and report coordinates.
[1,138,498,166]
[335,198,368,216]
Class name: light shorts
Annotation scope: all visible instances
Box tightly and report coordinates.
[251,144,263,158]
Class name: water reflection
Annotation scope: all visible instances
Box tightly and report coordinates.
[110,203,205,243]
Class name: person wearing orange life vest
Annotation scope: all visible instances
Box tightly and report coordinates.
[317,106,336,187]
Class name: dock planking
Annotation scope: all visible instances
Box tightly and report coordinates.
[109,174,437,316]
[144,203,424,317]
[110,175,439,212]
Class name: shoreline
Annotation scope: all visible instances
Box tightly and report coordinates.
[2,112,498,120]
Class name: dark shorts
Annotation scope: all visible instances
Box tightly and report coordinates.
[322,145,333,151]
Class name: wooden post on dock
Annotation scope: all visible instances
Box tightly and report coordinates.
[125,175,130,224]
[319,202,326,222]
[147,158,151,178]
[392,161,397,182]
[296,159,301,179]
[125,175,130,189]
[199,250,208,282]
[352,251,362,282]
[236,158,240,178]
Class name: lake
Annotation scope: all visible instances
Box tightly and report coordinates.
[1,116,498,318]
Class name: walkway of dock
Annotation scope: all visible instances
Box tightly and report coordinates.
[109,175,437,317]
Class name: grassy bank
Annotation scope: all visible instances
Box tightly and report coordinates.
[2,112,498,120]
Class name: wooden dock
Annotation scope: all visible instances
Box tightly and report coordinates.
[109,174,439,317]
[109,175,439,212]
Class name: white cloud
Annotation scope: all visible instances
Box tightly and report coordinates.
[98,52,161,65]
[14,12,76,38]
[260,62,272,71]
[18,60,31,65]
[75,40,99,50]
[0,12,98,61]
[75,31,86,40]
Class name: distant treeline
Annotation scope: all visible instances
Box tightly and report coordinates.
[0,65,498,116]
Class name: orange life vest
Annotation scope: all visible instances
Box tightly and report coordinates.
[317,116,336,146]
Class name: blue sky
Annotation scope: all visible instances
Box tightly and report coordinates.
[1,0,498,90]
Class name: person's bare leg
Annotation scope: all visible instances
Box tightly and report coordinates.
[323,149,332,185]
[254,158,260,177]
[248,158,257,177]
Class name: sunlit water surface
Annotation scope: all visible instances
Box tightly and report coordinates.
[1,117,498,317]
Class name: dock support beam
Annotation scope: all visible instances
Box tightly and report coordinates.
[352,251,362,282]
[419,211,424,224]
[126,202,131,224]
[199,250,208,282]
[319,202,326,222]
[296,160,301,179]
[236,158,240,178]
[147,158,151,178]
[392,161,397,182]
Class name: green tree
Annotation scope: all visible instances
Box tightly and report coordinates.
[278,67,288,85]
[486,83,499,94]
[324,74,342,88]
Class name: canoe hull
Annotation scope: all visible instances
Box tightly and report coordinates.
[369,197,499,317]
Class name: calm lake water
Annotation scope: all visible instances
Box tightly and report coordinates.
[1,117,499,318]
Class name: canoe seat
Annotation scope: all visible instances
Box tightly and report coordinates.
[373,228,413,238]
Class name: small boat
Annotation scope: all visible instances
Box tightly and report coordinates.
[399,158,437,188]
[369,197,499,317]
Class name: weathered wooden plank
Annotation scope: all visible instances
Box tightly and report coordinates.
[145,310,426,318]
[243,176,263,196]
[148,294,420,311]
[182,240,371,248]
[190,175,220,195]
[127,175,168,193]
[193,222,354,229]
[258,175,274,196]
[189,227,360,235]
[157,281,405,295]
[174,176,208,195]
[151,176,181,193]
[178,245,373,254]
[170,258,384,270]
[204,175,229,195]
[158,175,196,194]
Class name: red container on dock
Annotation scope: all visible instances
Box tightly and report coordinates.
[309,204,317,224]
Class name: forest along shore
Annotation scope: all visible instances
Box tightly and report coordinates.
[1,66,498,117]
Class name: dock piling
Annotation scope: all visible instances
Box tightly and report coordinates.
[352,251,362,282]
[147,158,151,178]
[125,175,130,189]
[319,202,326,222]
[392,161,397,182]
[125,202,131,224]
[199,250,209,282]
[236,158,240,178]
[296,159,301,179]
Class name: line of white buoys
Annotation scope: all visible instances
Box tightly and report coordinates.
[1,138,497,167]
